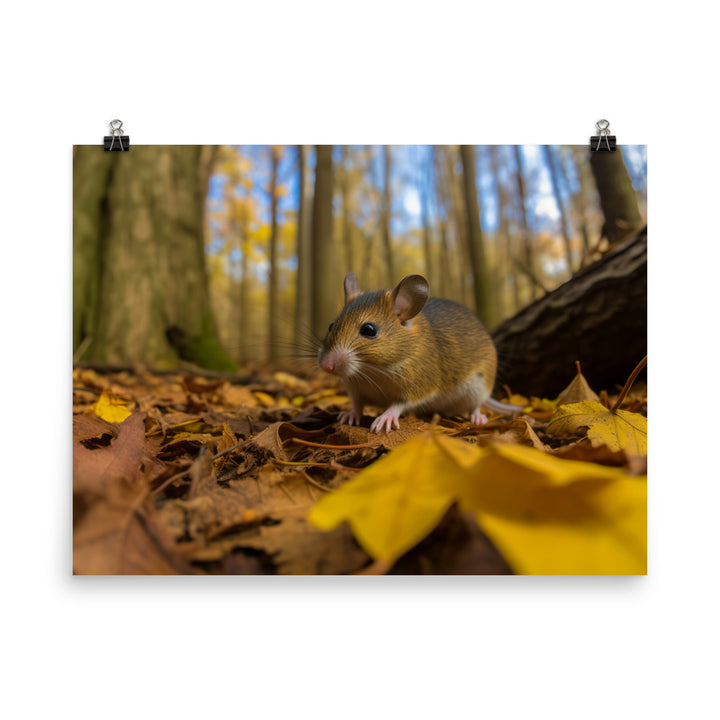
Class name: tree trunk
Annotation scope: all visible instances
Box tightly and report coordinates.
[444,147,472,306]
[437,219,451,300]
[460,144,491,324]
[294,145,312,344]
[490,146,512,320]
[570,145,596,261]
[73,145,235,370]
[311,145,337,338]
[381,145,395,284]
[239,203,251,363]
[492,227,647,396]
[590,148,644,245]
[543,145,574,276]
[432,147,449,297]
[268,146,280,360]
[420,162,434,286]
[513,146,536,300]
[339,145,354,273]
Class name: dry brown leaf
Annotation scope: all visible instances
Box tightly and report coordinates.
[73,413,147,496]
[73,413,190,574]
[557,368,600,406]
[182,375,225,394]
[273,371,311,395]
[250,422,288,460]
[219,383,258,408]
[501,418,547,450]
[237,508,369,574]
[74,499,187,574]
[73,414,118,445]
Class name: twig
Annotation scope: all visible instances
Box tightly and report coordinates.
[512,257,549,294]
[610,355,647,412]
[287,437,373,450]
[151,464,193,496]
[274,459,363,473]
[213,439,252,459]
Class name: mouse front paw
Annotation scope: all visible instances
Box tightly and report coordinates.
[370,405,404,434]
[338,406,363,426]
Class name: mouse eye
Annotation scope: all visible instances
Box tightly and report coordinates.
[359,322,378,338]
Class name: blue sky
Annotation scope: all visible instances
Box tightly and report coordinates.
[207,144,647,255]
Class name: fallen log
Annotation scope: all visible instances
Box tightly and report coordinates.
[492,227,647,397]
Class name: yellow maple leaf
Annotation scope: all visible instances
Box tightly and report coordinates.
[307,434,462,563]
[87,388,132,423]
[456,444,646,575]
[547,401,647,455]
[308,433,646,574]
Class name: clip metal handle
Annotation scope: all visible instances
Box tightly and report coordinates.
[590,119,616,152]
[104,119,130,151]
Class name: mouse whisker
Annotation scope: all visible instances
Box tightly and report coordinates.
[362,362,425,397]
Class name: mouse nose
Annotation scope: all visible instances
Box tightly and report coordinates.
[320,348,349,375]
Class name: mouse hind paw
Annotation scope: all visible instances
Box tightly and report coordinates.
[471,407,489,425]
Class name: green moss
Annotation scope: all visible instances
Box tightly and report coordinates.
[181,334,238,371]
[166,311,237,371]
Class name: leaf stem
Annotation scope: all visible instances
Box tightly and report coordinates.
[610,355,647,413]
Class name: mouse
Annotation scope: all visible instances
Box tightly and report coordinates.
[319,272,507,433]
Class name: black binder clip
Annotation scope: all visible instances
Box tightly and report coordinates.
[104,119,130,151]
[590,119,616,152]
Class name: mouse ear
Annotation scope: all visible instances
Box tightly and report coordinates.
[344,273,362,304]
[390,275,429,324]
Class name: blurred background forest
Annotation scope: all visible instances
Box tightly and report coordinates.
[73,144,646,391]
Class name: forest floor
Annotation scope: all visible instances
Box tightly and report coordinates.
[72,363,647,575]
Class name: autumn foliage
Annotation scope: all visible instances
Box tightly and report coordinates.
[73,361,647,575]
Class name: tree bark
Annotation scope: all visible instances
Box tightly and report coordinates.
[590,148,644,245]
[339,145,354,274]
[294,145,312,344]
[513,146,536,300]
[73,145,235,370]
[311,145,337,338]
[492,227,646,396]
[238,206,250,363]
[444,147,472,307]
[268,146,280,360]
[419,159,434,287]
[432,146,454,300]
[381,145,395,284]
[490,146,513,319]
[460,145,491,324]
